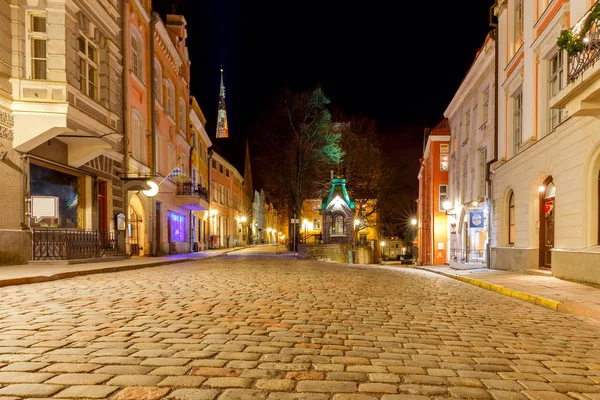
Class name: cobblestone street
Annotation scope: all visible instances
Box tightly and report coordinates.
[0,246,599,400]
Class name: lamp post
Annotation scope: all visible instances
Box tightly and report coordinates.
[410,218,417,258]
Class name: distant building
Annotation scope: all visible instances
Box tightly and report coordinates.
[417,120,450,266]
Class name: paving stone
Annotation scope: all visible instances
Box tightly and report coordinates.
[53,385,118,398]
[448,387,491,399]
[255,378,296,391]
[46,373,113,385]
[0,384,63,397]
[219,389,267,400]
[0,372,55,383]
[522,391,573,400]
[487,390,528,400]
[358,383,398,393]
[106,374,163,386]
[333,395,377,400]
[167,389,220,400]
[296,380,357,392]
[158,376,207,387]
[202,377,252,388]
[268,394,329,400]
[111,386,171,400]
[0,362,49,372]
[190,367,239,377]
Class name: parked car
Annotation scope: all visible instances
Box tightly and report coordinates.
[396,254,415,265]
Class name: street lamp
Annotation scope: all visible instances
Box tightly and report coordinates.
[442,200,452,211]
[380,241,386,261]
[410,218,417,258]
[410,218,417,226]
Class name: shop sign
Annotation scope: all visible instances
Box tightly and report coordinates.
[469,211,485,229]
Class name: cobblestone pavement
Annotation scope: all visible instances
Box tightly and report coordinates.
[0,246,599,400]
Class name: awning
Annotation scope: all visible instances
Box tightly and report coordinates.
[57,135,113,167]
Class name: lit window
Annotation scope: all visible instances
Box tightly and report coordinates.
[440,143,449,171]
[78,36,99,100]
[515,0,524,50]
[438,185,448,212]
[131,32,142,79]
[313,218,321,230]
[29,14,47,80]
[332,215,345,235]
[169,211,186,242]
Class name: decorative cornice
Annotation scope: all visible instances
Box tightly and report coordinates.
[494,0,507,16]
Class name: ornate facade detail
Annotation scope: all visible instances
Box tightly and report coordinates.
[0,111,14,140]
[216,67,229,138]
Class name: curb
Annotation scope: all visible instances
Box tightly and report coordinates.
[0,246,251,289]
[420,267,561,311]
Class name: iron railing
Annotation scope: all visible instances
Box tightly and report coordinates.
[450,248,486,264]
[177,183,208,201]
[568,4,600,82]
[32,229,123,260]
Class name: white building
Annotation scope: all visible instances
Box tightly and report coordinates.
[491,0,600,285]
[444,34,496,268]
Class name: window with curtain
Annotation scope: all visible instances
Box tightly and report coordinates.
[548,51,564,133]
[513,92,523,155]
[29,14,47,80]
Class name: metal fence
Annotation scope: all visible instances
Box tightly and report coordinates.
[450,248,486,264]
[32,229,123,260]
[177,183,208,201]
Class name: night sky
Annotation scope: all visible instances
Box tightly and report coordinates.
[154,0,494,198]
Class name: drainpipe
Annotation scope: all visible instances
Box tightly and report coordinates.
[121,0,131,253]
[486,2,499,269]
[150,11,159,256]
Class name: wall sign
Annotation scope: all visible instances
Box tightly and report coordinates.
[469,211,485,229]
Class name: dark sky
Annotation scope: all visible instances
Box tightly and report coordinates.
[154,0,494,197]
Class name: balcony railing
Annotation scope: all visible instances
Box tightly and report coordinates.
[177,183,208,201]
[568,5,600,82]
[32,229,124,260]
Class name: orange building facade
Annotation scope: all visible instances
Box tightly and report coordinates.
[417,120,450,265]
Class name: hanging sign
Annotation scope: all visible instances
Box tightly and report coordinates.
[469,211,485,229]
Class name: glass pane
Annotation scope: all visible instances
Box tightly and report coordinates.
[88,44,97,62]
[30,164,79,228]
[31,16,47,33]
[32,39,46,58]
[32,59,46,80]
[78,37,86,53]
[79,58,86,91]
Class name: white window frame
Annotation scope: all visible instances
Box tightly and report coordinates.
[438,184,448,212]
[440,143,449,171]
[515,0,524,50]
[513,92,523,155]
[548,51,564,133]
[130,30,143,80]
[27,12,47,80]
[479,148,487,197]
[165,80,175,119]
[78,35,99,101]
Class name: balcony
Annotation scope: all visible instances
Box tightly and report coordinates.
[176,183,209,211]
[552,2,600,118]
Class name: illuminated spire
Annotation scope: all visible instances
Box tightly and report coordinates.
[216,66,229,138]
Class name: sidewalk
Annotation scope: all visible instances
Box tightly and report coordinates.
[0,246,249,288]
[419,265,600,321]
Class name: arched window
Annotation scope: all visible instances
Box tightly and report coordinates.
[130,31,142,79]
[333,215,344,235]
[154,59,162,103]
[131,110,146,164]
[179,98,186,133]
[508,191,515,245]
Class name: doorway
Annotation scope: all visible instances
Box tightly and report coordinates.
[98,181,107,231]
[128,194,145,256]
[539,178,555,270]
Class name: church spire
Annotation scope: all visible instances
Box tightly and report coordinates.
[216,66,229,139]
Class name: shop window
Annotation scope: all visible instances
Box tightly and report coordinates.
[30,163,80,228]
[313,218,321,230]
[168,211,185,242]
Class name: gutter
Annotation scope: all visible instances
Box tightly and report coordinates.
[486,2,499,269]
[150,11,159,256]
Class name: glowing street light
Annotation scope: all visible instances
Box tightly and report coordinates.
[410,218,417,226]
[142,181,159,197]
[241,216,247,223]
[442,200,452,211]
